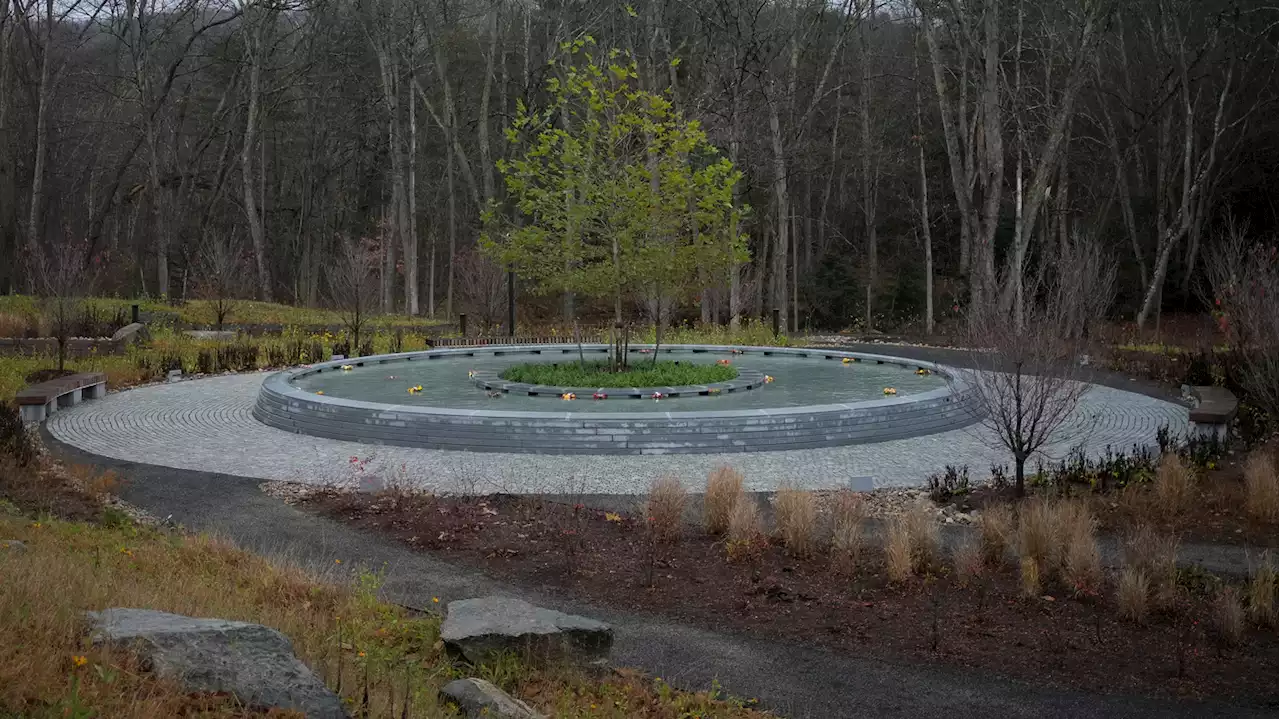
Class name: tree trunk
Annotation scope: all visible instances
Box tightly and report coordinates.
[24,0,55,286]
[767,90,789,333]
[241,10,272,301]
[914,38,934,336]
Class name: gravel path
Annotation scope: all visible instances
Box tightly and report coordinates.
[46,370,1189,494]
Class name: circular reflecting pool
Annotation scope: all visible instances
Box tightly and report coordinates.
[292,347,945,412]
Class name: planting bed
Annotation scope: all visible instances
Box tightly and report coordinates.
[298,488,1277,707]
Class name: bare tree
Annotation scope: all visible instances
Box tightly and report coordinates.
[327,234,380,357]
[958,233,1117,496]
[454,248,507,332]
[193,235,247,330]
[37,234,99,372]
[1202,224,1279,422]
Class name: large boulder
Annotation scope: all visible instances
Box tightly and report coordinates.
[86,608,347,718]
[441,596,612,666]
[440,678,546,719]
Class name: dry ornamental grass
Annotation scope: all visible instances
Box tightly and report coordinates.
[704,466,745,536]
[884,517,914,583]
[1116,566,1151,623]
[1244,448,1279,524]
[774,483,818,558]
[978,504,1014,565]
[952,534,985,588]
[1211,585,1246,646]
[1247,559,1278,627]
[828,490,867,575]
[1152,453,1195,519]
[647,475,688,544]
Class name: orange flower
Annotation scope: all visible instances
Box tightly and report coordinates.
[72,655,88,667]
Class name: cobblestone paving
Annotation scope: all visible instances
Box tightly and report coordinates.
[48,372,1190,495]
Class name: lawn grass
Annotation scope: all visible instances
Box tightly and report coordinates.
[501,360,738,388]
[0,459,770,719]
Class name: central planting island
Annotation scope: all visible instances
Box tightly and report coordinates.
[253,344,984,455]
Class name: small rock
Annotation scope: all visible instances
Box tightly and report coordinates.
[86,608,347,718]
[1,539,26,552]
[440,678,546,719]
[441,596,612,666]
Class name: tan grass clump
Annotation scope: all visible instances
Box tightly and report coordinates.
[1211,585,1245,646]
[884,516,914,583]
[1116,566,1150,622]
[904,502,941,572]
[726,495,764,543]
[1244,448,1278,524]
[952,534,985,588]
[1019,557,1041,598]
[1246,559,1277,627]
[774,483,818,558]
[1016,498,1060,575]
[1060,500,1102,596]
[1152,452,1195,519]
[828,490,867,575]
[646,475,688,543]
[703,465,745,535]
[977,503,1014,565]
[1122,524,1180,610]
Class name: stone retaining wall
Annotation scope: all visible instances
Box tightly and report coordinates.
[253,345,985,455]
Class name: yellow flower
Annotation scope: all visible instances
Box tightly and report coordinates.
[334,559,342,564]
[432,597,440,604]
[764,375,774,383]
[316,391,324,395]
[72,655,88,667]
[604,512,622,522]
[29,522,42,529]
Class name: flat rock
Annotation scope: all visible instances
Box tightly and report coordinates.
[110,323,148,344]
[440,678,545,719]
[86,608,347,718]
[441,596,612,666]
[0,539,26,552]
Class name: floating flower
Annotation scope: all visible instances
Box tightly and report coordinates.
[915,368,931,376]
[561,392,577,400]
[651,391,664,400]
[883,387,897,395]
[730,349,744,355]
[340,364,353,371]
[708,388,721,394]
[764,375,774,383]
[386,375,398,380]
[716,358,732,366]
[467,370,476,378]
[592,392,607,400]
[316,391,324,395]
[407,385,423,394]
[842,357,853,365]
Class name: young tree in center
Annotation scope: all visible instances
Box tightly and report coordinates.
[481,38,747,369]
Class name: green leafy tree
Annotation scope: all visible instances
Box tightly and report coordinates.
[481,38,747,368]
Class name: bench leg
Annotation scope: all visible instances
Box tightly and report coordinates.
[19,404,46,423]
[1189,422,1227,442]
[57,388,83,409]
[44,399,56,416]
[84,382,106,400]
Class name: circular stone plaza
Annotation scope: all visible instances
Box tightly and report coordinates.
[47,344,1190,495]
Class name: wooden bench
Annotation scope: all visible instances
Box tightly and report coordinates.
[15,372,108,423]
[1187,385,1238,440]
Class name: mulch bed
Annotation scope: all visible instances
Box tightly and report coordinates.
[302,490,1277,707]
